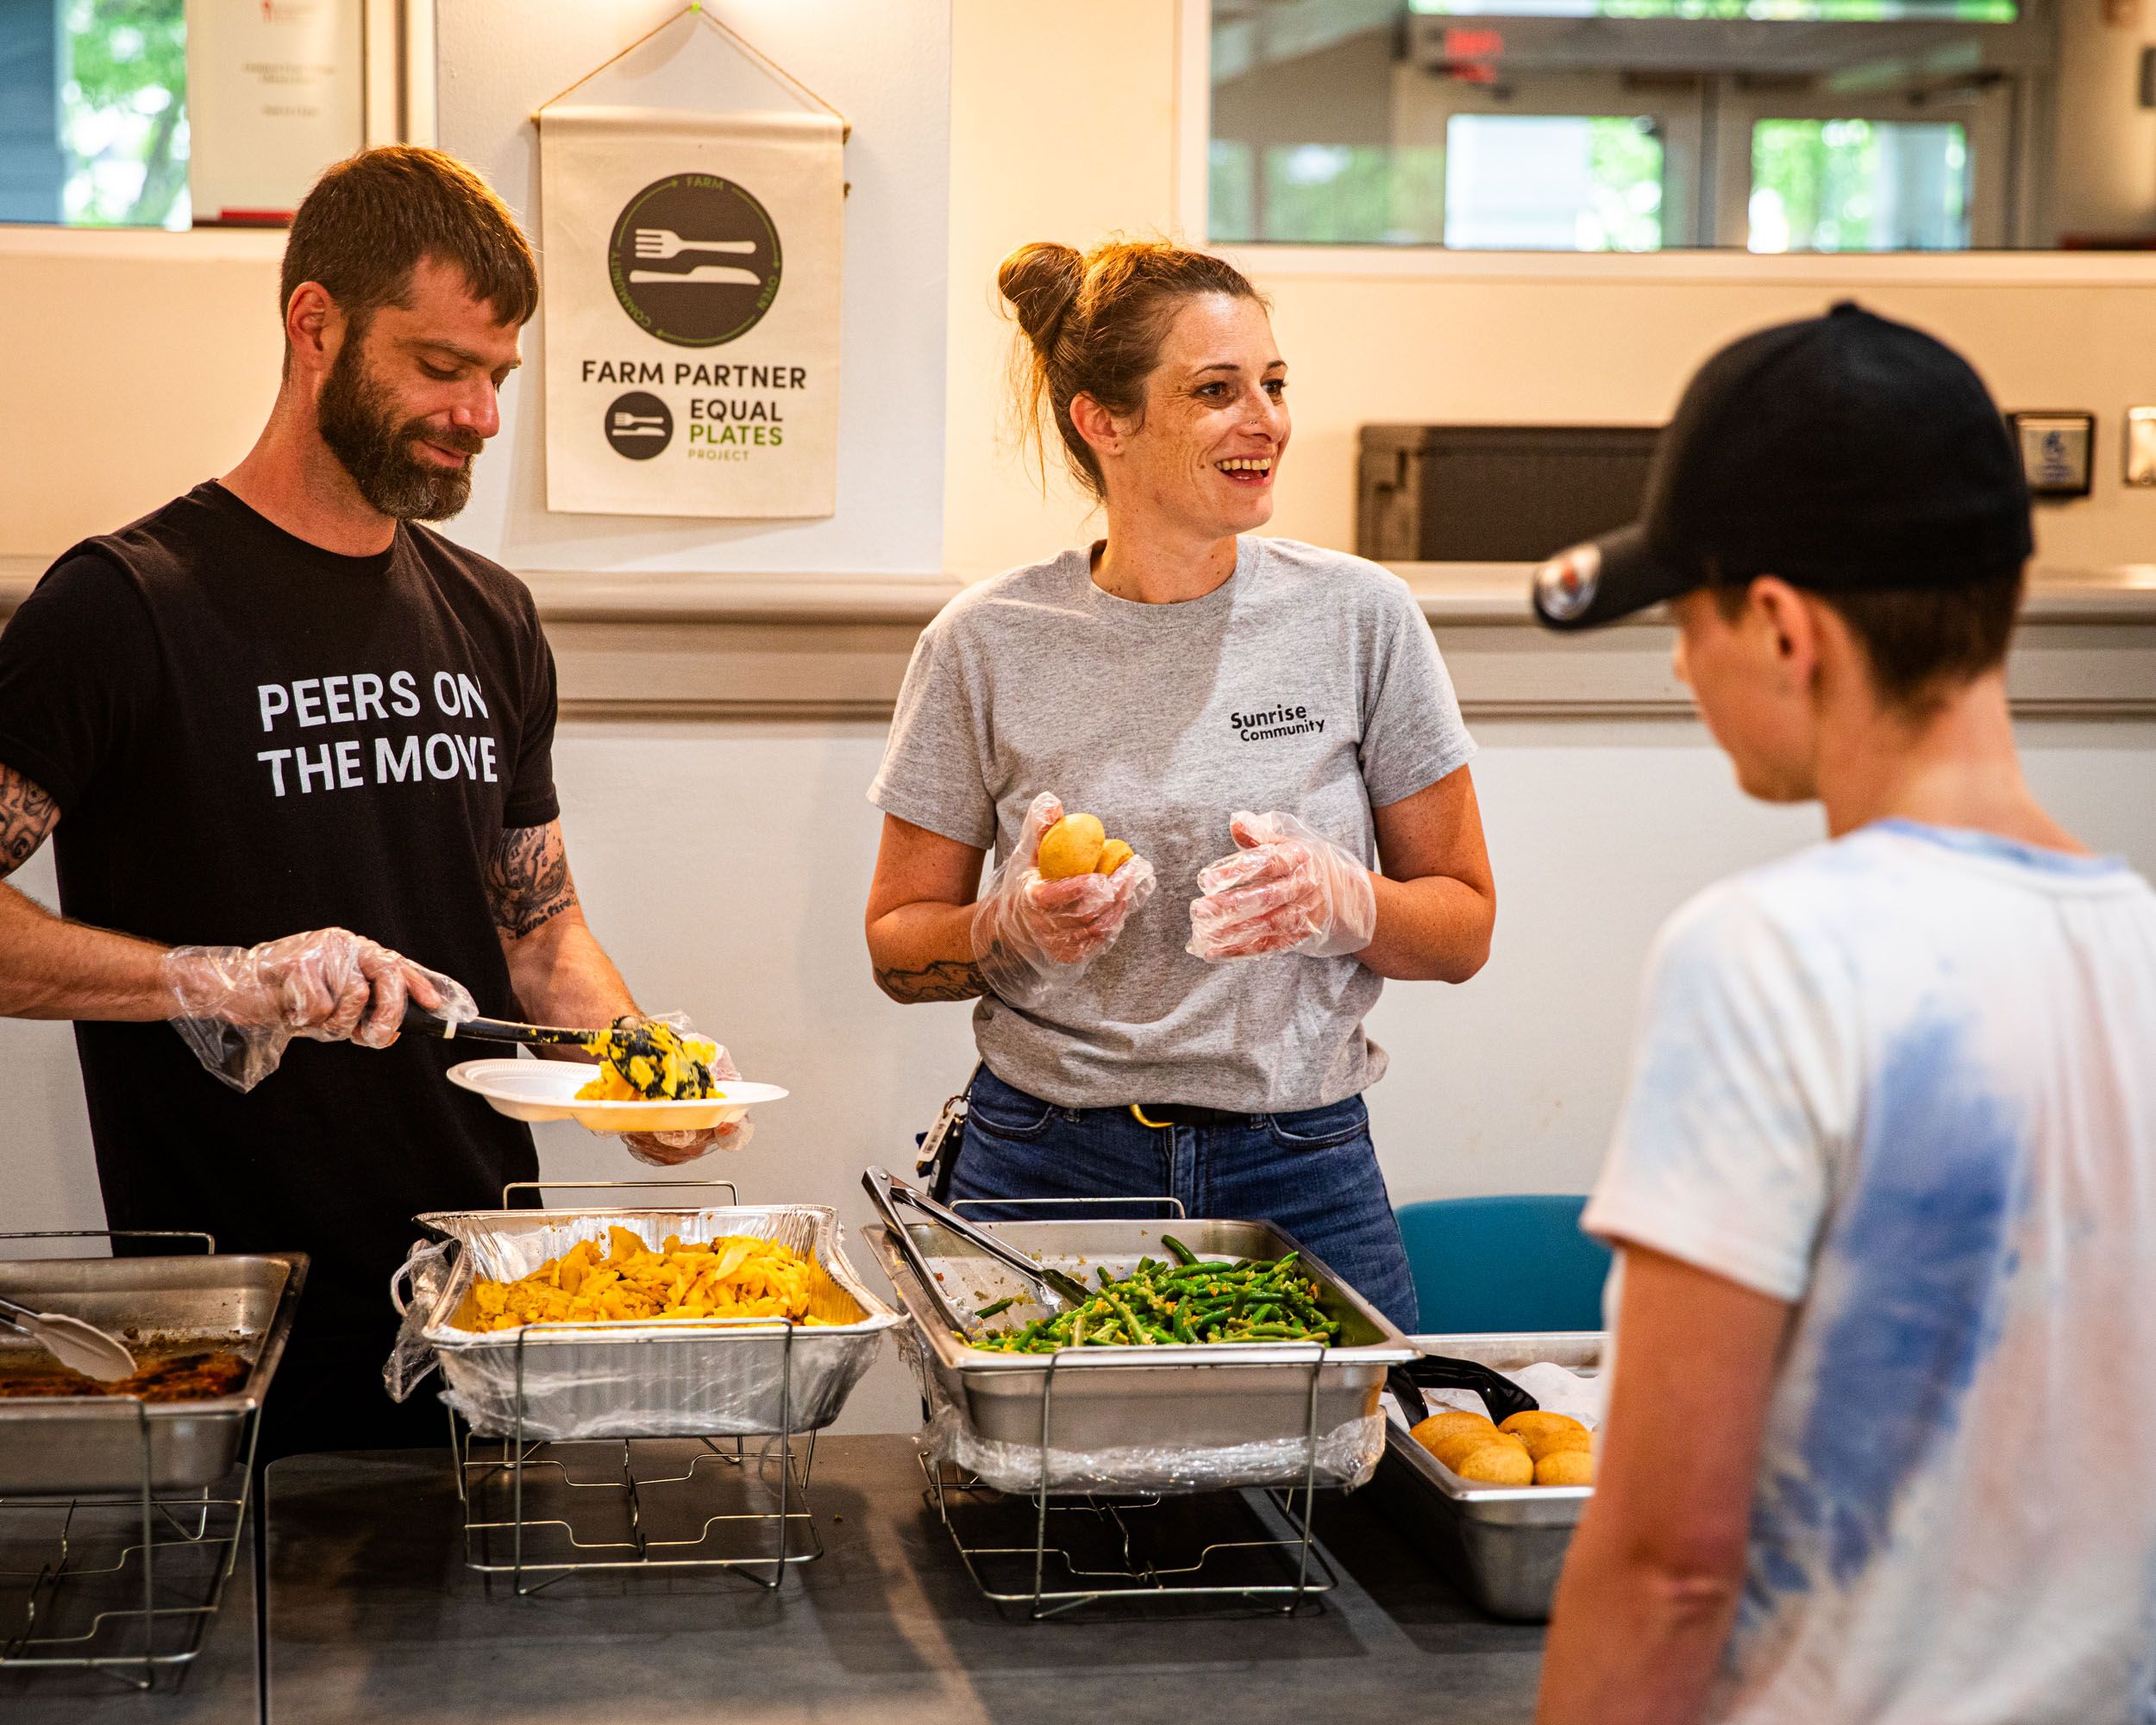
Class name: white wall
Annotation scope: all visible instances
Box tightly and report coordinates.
[433,0,950,575]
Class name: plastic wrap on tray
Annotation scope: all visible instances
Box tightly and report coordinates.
[893,1321,1387,1496]
[385,1205,898,1442]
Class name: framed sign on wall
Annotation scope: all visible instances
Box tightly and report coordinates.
[185,0,367,225]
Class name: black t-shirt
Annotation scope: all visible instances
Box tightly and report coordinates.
[0,482,557,1438]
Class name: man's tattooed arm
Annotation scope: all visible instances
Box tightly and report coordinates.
[0,762,174,1021]
[486,821,580,939]
[873,956,987,1004]
[0,763,59,880]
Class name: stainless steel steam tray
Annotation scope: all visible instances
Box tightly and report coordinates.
[866,1216,1417,1457]
[0,1251,306,1497]
[1373,1331,1603,1622]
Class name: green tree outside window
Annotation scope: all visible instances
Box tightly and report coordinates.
[63,0,188,228]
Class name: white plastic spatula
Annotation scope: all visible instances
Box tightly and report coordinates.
[0,1295,136,1382]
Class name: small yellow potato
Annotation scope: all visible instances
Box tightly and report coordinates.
[1410,1410,1495,1457]
[1432,1428,1527,1472]
[1498,1410,1586,1443]
[1517,1425,1593,1464]
[1453,1441,1535,1486]
[1095,839,1135,875]
[1037,813,1106,879]
[1536,1448,1595,1487]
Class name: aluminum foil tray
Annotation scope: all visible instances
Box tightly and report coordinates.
[407,1205,898,1442]
[0,1251,306,1497]
[1372,1331,1603,1621]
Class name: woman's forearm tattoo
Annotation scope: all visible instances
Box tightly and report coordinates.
[874,957,987,1003]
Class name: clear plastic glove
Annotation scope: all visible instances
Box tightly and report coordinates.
[163,928,476,1094]
[1186,810,1378,962]
[614,1015,755,1168]
[970,792,1156,1007]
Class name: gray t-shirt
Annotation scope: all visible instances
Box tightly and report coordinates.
[867,536,1476,1113]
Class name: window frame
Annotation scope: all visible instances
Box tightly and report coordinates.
[3,0,431,240]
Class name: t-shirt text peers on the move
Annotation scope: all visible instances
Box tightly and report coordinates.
[254,668,499,798]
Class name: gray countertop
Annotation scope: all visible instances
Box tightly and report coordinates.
[0,1487,259,1723]
[260,1435,1545,1725]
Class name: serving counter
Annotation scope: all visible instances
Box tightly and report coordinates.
[1,1436,1551,1722]
[248,1436,1543,1724]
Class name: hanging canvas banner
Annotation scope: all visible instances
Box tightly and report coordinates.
[539,105,843,518]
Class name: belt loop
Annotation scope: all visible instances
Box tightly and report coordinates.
[1129,1103,1172,1130]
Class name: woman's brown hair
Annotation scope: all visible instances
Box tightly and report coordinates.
[1000,238,1264,499]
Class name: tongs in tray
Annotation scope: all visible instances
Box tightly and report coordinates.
[0,1295,136,1382]
[862,1166,1093,1332]
[1387,1354,1539,1427]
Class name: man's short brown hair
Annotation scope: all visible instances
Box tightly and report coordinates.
[279,146,538,342]
[1712,567,2026,715]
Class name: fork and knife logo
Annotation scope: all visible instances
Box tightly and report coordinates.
[602,390,674,460]
[627,227,765,288]
[607,176,782,348]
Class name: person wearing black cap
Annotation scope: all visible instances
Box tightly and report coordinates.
[1532,304,2156,1724]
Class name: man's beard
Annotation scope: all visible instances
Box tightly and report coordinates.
[317,338,484,522]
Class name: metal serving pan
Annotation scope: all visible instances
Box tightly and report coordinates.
[404,1203,899,1442]
[0,1251,306,1497]
[1372,1331,1603,1621]
[865,1217,1417,1456]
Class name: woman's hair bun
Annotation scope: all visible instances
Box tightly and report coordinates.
[998,242,1085,356]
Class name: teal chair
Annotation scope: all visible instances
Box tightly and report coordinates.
[1395,1195,1612,1333]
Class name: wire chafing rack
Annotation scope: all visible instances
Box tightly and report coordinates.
[902,1198,1345,1622]
[0,1230,260,1693]
[433,1180,830,1597]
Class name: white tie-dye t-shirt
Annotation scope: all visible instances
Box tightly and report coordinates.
[1585,819,2156,1725]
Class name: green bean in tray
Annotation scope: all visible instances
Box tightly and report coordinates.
[966,1235,1342,1351]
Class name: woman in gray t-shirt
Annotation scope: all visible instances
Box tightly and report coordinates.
[863,239,1495,1327]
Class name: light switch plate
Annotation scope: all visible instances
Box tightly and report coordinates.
[2127,408,2156,487]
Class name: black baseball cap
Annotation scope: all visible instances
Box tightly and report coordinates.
[1532,301,2034,630]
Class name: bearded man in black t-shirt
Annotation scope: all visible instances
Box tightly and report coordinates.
[0,147,742,1458]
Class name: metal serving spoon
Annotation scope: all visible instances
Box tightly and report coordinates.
[0,1295,136,1382]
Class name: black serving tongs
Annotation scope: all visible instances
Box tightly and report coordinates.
[862,1165,1093,1327]
[1388,1353,1539,1427]
[399,1003,603,1049]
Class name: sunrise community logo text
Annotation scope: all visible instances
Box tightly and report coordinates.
[1231,705,1327,742]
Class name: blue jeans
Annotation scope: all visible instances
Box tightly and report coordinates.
[945,1066,1420,1331]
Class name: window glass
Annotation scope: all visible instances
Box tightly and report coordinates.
[1206,0,2110,250]
[1444,116,1664,249]
[1749,119,1969,252]
[1,0,189,228]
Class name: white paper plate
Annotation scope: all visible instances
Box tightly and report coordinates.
[447,1057,788,1133]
